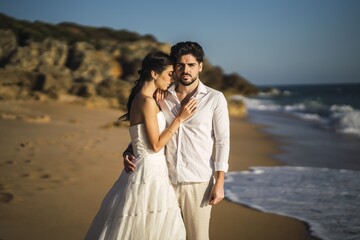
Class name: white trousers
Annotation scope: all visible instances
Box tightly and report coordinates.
[173,180,214,240]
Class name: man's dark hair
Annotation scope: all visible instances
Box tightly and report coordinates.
[170,41,205,63]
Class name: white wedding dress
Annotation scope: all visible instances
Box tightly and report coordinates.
[85,112,186,240]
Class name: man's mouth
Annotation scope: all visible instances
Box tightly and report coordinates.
[181,74,191,78]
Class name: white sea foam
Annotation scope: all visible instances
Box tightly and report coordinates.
[225,166,360,240]
[284,103,305,111]
[236,95,360,137]
[231,95,281,111]
[258,88,292,97]
[294,112,323,121]
[329,105,360,137]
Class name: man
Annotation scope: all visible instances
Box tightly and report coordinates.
[123,41,230,240]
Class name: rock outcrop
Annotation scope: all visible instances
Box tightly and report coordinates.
[0,13,258,112]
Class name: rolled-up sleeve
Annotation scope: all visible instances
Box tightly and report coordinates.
[213,92,230,172]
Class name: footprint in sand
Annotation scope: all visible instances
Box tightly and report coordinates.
[28,152,36,157]
[20,141,31,148]
[51,179,62,184]
[40,174,51,179]
[20,173,30,178]
[33,139,48,145]
[15,141,32,151]
[63,132,78,140]
[0,192,14,203]
[68,119,79,124]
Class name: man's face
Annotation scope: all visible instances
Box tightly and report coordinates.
[175,54,203,86]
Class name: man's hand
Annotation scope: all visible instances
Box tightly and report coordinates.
[123,153,136,173]
[209,182,225,205]
[123,144,136,173]
[209,171,225,205]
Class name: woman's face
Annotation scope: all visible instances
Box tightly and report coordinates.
[155,65,174,90]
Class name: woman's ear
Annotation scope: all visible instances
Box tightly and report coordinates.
[151,70,158,80]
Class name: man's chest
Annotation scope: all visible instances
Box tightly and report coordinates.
[161,96,214,126]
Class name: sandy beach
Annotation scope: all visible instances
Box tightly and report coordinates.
[0,100,317,240]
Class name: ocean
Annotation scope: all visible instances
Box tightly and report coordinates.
[227,83,360,240]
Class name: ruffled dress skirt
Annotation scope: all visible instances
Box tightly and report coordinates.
[84,153,186,240]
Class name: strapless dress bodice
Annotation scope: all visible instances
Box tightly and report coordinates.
[129,112,166,158]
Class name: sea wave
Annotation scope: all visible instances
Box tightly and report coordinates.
[225,166,360,240]
[232,95,360,137]
[329,105,360,136]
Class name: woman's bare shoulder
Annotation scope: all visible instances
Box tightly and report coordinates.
[131,95,157,113]
[130,94,156,125]
[142,96,159,114]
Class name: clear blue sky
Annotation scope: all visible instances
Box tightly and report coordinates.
[1,0,359,85]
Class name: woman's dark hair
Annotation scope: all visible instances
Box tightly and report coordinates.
[170,41,205,63]
[119,51,173,121]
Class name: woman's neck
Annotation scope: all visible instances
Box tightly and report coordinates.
[140,81,156,97]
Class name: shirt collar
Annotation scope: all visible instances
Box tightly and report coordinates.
[196,81,207,96]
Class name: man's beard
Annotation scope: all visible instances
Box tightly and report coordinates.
[178,74,197,86]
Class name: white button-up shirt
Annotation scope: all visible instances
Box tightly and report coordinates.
[159,81,230,183]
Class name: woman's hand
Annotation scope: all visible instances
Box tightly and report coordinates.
[154,89,168,102]
[177,98,198,123]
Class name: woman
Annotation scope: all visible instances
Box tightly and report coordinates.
[85,51,197,239]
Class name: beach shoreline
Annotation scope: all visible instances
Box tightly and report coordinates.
[0,101,317,240]
[210,117,319,240]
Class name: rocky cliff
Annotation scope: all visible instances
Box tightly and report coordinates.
[0,13,258,111]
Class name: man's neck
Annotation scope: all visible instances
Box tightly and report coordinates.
[175,79,200,103]
[175,79,199,94]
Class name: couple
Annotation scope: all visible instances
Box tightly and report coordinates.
[85,41,230,240]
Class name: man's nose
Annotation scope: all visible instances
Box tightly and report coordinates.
[184,65,190,72]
